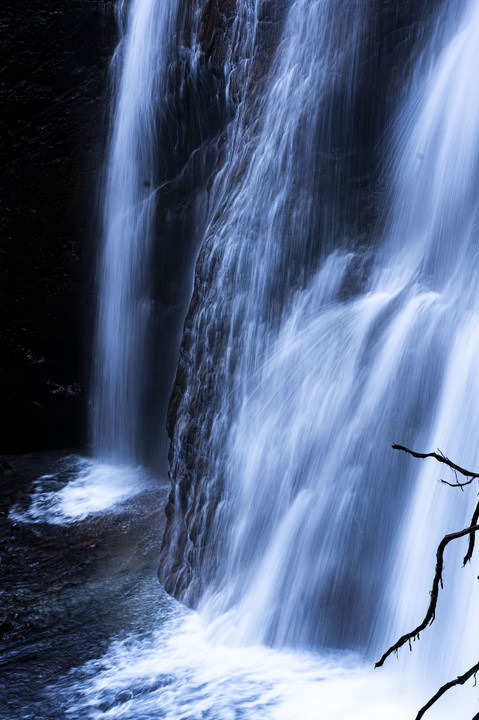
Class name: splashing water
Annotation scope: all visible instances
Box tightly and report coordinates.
[49,595,479,720]
[9,455,156,525]
[51,601,424,720]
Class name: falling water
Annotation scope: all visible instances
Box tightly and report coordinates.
[379,0,479,685]
[91,0,176,465]
[164,0,367,611]
[164,0,479,688]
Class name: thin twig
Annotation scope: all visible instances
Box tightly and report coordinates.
[440,476,475,489]
[375,523,479,668]
[392,444,479,484]
[415,660,479,720]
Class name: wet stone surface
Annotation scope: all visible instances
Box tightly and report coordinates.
[0,450,169,720]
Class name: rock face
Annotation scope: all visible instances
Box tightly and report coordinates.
[0,1,116,453]
[158,0,288,600]
[158,0,448,603]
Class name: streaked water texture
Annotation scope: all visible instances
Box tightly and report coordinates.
[91,0,176,464]
[167,0,479,687]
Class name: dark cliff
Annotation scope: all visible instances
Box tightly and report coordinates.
[0,1,116,452]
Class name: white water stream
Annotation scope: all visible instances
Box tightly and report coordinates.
[91,0,176,464]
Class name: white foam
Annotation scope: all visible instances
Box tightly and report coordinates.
[56,607,473,720]
[10,456,155,525]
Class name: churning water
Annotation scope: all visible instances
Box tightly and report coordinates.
[31,0,479,717]
[53,607,425,720]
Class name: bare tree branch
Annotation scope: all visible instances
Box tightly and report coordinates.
[464,500,479,566]
[375,523,479,668]
[440,476,475,490]
[379,446,479,717]
[415,660,479,720]
[392,444,479,485]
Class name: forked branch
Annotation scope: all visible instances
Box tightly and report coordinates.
[375,523,479,668]
[376,444,479,719]
[393,444,479,563]
[392,444,479,487]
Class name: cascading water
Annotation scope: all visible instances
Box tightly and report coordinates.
[163,0,368,610]
[91,0,177,466]
[164,0,479,693]
[166,0,425,646]
[378,0,479,685]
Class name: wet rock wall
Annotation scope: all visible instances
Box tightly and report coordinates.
[159,0,449,602]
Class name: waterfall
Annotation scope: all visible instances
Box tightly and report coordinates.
[163,0,479,680]
[90,0,479,706]
[91,0,176,466]
[16,0,479,717]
